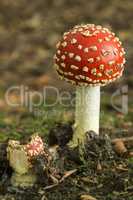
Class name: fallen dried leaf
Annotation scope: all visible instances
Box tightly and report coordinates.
[113,139,127,155]
[97,161,102,171]
[80,194,97,200]
[129,152,133,157]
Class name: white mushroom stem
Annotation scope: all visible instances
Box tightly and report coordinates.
[72,86,100,145]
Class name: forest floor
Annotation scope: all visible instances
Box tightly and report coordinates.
[0,95,133,200]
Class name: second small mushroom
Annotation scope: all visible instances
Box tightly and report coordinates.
[54,24,126,147]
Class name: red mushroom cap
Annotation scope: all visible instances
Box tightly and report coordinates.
[54,24,126,86]
[25,135,44,158]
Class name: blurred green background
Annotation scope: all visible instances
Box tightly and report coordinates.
[0,0,132,141]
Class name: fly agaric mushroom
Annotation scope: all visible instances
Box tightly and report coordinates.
[54,24,126,147]
[25,135,45,159]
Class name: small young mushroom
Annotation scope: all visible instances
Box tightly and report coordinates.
[7,135,51,187]
[7,139,37,187]
[25,135,44,158]
[54,24,126,147]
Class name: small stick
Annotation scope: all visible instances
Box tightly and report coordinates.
[43,169,77,190]
[59,169,77,183]
[116,166,128,171]
[43,183,58,190]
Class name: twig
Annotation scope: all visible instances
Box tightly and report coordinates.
[42,169,77,190]
[49,174,59,184]
[116,166,128,171]
[59,169,77,183]
[43,183,58,190]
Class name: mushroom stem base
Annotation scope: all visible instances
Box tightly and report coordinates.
[11,170,37,187]
[70,86,100,147]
